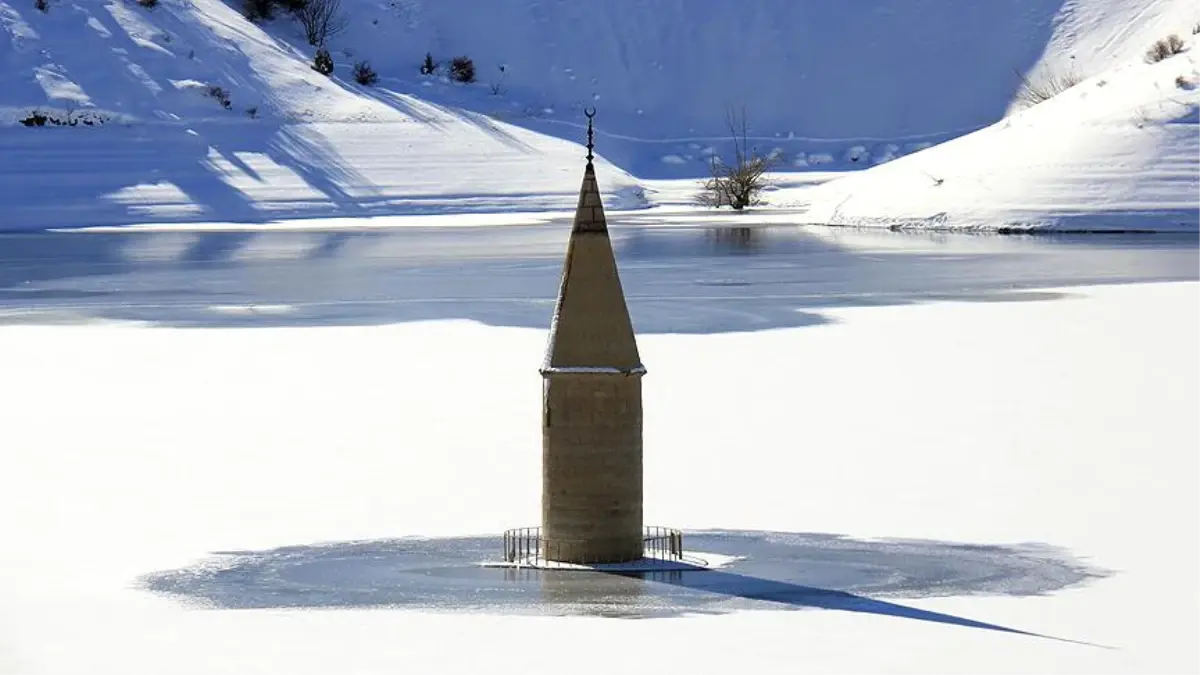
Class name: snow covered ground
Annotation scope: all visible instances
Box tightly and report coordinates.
[785,36,1200,232]
[0,279,1196,673]
[2,0,1196,231]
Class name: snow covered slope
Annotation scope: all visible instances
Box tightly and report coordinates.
[1027,0,1199,97]
[0,0,644,229]
[784,35,1200,232]
[3,0,1080,137]
[0,0,1197,229]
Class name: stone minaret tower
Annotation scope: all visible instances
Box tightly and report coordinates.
[540,110,646,564]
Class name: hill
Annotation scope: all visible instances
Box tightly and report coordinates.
[0,0,1196,230]
[784,37,1199,232]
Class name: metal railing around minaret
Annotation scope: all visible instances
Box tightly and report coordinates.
[502,526,684,566]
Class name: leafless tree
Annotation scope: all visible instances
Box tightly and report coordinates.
[696,106,772,210]
[489,64,507,95]
[296,0,347,47]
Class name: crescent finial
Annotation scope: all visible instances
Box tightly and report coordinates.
[584,108,596,163]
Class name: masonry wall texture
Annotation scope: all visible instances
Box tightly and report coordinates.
[540,160,646,564]
[541,374,643,563]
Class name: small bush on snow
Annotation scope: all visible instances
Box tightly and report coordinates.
[312,48,334,75]
[420,52,437,75]
[1145,35,1185,63]
[137,0,159,8]
[34,0,49,11]
[19,108,110,127]
[1012,66,1082,109]
[352,60,378,86]
[449,56,476,83]
[20,111,49,126]
[206,85,232,109]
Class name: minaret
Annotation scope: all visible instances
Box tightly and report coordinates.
[540,110,646,564]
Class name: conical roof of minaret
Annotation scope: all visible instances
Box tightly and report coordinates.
[542,159,643,372]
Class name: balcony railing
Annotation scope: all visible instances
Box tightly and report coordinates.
[502,526,684,566]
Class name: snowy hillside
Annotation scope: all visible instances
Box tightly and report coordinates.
[0,0,1197,230]
[0,0,648,229]
[3,0,1091,136]
[1028,0,1199,95]
[784,41,1200,232]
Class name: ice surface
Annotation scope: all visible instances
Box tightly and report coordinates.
[141,532,1105,618]
[0,279,1196,673]
[1,226,1195,331]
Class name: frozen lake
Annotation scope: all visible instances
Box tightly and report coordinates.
[0,226,1195,330]
[1,226,1195,672]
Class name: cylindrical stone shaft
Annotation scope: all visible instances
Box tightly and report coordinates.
[541,374,643,563]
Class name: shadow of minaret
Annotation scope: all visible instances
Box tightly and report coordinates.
[607,565,1108,648]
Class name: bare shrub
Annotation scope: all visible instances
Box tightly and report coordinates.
[449,56,475,83]
[206,85,232,109]
[487,63,506,93]
[420,52,437,75]
[352,60,377,86]
[1012,66,1082,109]
[312,48,334,75]
[1145,34,1185,63]
[137,0,159,8]
[20,108,109,127]
[696,107,772,211]
[35,0,49,11]
[295,0,347,47]
[489,64,507,95]
[20,110,49,126]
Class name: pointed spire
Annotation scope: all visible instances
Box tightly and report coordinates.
[572,161,608,234]
[542,110,643,372]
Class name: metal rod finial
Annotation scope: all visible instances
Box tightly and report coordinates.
[584,108,596,163]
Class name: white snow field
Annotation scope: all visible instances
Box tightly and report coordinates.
[1,0,1197,231]
[0,280,1197,674]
